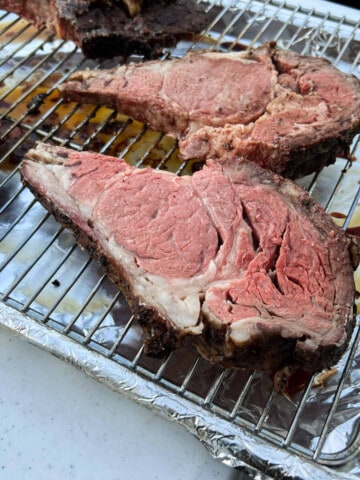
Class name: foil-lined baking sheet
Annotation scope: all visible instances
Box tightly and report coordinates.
[1,1,360,478]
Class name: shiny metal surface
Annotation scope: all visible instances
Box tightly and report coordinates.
[0,1,360,478]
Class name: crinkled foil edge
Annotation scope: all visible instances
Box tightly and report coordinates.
[0,303,357,480]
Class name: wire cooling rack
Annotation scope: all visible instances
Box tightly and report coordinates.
[1,1,360,478]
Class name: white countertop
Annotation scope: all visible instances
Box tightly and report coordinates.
[0,328,247,480]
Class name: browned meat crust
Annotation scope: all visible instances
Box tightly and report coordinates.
[0,0,210,58]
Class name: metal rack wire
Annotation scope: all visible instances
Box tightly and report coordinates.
[1,1,360,478]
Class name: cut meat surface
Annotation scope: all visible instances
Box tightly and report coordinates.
[59,42,360,178]
[21,143,357,387]
[0,0,209,58]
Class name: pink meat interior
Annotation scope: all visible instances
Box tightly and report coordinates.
[63,153,338,336]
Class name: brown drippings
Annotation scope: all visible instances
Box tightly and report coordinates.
[346,226,360,237]
[270,368,312,396]
[220,42,248,51]
[0,119,40,171]
[282,368,312,396]
[0,83,181,173]
[1,20,53,44]
[26,92,48,115]
[273,367,338,397]
[330,211,347,219]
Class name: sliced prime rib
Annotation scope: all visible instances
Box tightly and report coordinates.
[59,42,360,178]
[21,142,357,387]
[0,0,209,58]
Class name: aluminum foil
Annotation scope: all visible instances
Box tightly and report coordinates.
[0,304,357,480]
[1,1,360,479]
[0,302,359,480]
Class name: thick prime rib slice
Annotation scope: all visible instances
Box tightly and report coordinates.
[59,42,360,178]
[0,0,208,58]
[21,142,356,386]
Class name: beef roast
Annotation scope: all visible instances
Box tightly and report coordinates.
[21,142,356,386]
[59,42,360,178]
[0,0,209,58]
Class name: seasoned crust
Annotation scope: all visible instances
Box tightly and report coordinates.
[241,124,358,179]
[195,305,355,375]
[0,0,210,59]
[70,0,210,59]
[194,319,298,371]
